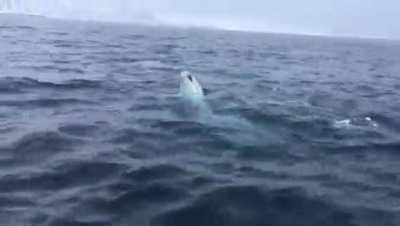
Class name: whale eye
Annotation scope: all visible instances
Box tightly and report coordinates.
[188,75,193,82]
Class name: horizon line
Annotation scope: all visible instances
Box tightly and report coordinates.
[1,11,399,42]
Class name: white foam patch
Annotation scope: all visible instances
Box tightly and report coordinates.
[334,119,352,129]
[365,117,379,127]
[334,116,378,129]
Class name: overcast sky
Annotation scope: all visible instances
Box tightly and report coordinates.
[3,0,400,39]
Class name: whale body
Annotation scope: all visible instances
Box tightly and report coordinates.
[176,71,262,144]
[177,71,210,117]
[179,71,204,100]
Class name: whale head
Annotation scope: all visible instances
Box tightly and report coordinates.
[179,71,204,99]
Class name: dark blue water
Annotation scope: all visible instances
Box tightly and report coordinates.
[1,14,400,226]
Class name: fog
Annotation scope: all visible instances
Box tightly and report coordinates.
[1,0,399,39]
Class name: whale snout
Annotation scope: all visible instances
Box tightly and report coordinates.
[180,71,192,81]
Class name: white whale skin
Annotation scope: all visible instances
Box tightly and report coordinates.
[179,71,204,99]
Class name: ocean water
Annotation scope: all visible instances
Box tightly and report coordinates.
[1,14,400,226]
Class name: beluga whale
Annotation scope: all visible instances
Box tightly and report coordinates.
[177,71,210,117]
[176,71,265,145]
[176,71,267,145]
[179,71,204,100]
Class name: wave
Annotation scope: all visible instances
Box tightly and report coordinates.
[123,164,188,183]
[153,186,355,226]
[153,185,400,226]
[1,131,83,163]
[0,77,103,93]
[0,98,96,108]
[0,160,125,192]
[58,123,100,137]
[107,183,188,212]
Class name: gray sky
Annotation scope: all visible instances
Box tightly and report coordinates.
[5,0,400,39]
[155,0,400,39]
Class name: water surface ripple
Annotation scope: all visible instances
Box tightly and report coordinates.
[1,14,400,226]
